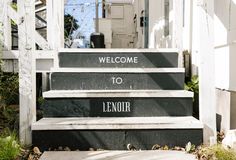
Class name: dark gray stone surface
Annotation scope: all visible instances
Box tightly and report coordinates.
[58,52,178,68]
[42,97,193,117]
[32,129,203,151]
[50,72,184,90]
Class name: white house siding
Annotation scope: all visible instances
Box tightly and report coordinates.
[214,0,236,131]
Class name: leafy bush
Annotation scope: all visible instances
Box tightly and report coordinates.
[0,72,19,105]
[0,105,19,131]
[0,131,21,160]
[185,75,199,94]
[196,144,236,160]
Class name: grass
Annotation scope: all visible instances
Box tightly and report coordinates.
[0,131,21,160]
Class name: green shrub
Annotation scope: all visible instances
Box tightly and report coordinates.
[0,72,19,105]
[0,131,21,160]
[185,75,199,94]
[0,105,19,131]
[196,144,236,160]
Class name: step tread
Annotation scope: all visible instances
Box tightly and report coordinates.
[59,48,179,53]
[40,151,196,160]
[43,90,193,98]
[32,116,203,130]
[50,68,185,73]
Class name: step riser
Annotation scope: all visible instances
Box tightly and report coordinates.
[33,129,203,151]
[42,98,193,117]
[59,52,178,68]
[50,73,184,90]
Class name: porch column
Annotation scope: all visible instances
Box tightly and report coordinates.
[18,0,36,145]
[197,0,217,144]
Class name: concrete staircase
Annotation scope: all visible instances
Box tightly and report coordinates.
[32,49,203,151]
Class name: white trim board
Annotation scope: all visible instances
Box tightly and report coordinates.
[32,117,203,130]
[43,90,193,98]
[50,68,185,73]
[59,48,179,53]
[2,50,55,59]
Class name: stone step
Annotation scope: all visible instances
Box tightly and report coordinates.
[58,48,179,68]
[40,151,197,160]
[32,117,203,151]
[50,68,185,90]
[42,90,193,117]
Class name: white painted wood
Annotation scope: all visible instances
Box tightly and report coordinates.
[46,0,53,48]
[3,0,12,50]
[172,0,183,68]
[2,51,54,72]
[132,0,144,48]
[183,0,193,52]
[2,50,19,59]
[111,6,124,19]
[35,0,43,6]
[98,19,112,44]
[2,50,55,59]
[43,90,193,98]
[35,6,46,13]
[1,60,15,72]
[40,151,197,160]
[1,59,54,73]
[59,48,179,53]
[0,0,4,53]
[47,0,64,68]
[229,44,236,91]
[191,0,200,76]
[42,73,49,92]
[3,4,50,51]
[35,31,51,50]
[35,50,55,59]
[7,5,19,24]
[149,0,165,48]
[106,0,134,4]
[36,59,54,72]
[32,117,203,130]
[18,0,36,145]
[197,0,217,144]
[50,68,185,73]
[7,5,19,25]
[214,0,236,91]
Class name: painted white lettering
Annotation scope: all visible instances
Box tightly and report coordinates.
[102,101,131,113]
[98,57,139,64]
[99,57,106,63]
[125,102,131,112]
[112,77,123,85]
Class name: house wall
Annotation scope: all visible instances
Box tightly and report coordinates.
[214,0,236,131]
[214,0,236,91]
[190,0,236,132]
[216,89,236,131]
[231,92,236,129]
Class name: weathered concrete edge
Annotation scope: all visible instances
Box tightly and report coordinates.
[32,117,203,130]
[40,151,197,160]
[42,90,194,98]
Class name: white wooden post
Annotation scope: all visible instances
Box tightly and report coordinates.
[47,0,64,68]
[172,0,183,67]
[18,0,36,145]
[197,0,217,144]
[2,0,12,51]
[0,0,4,53]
